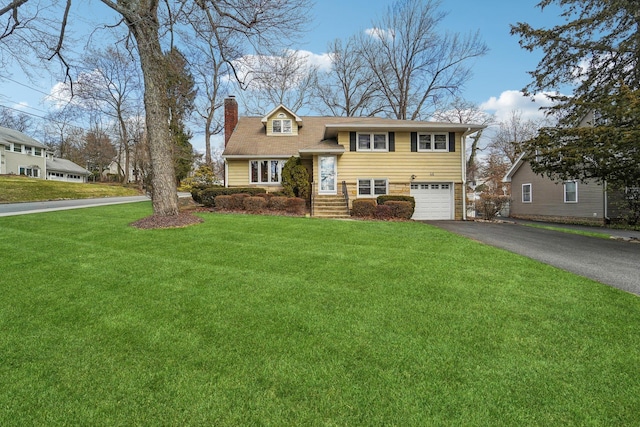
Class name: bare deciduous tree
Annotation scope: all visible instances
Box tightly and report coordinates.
[315,37,384,117]
[236,49,319,115]
[0,107,34,133]
[431,98,494,182]
[2,0,311,218]
[361,0,488,120]
[73,46,143,183]
[488,110,541,165]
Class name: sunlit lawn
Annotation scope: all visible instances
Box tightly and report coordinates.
[0,175,141,202]
[1,203,639,425]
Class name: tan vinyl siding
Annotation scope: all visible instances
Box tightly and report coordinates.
[510,161,605,220]
[226,159,251,186]
[266,108,299,136]
[336,131,462,183]
[226,158,287,192]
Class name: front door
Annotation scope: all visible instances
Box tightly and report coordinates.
[318,155,337,194]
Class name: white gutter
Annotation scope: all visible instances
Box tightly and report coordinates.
[462,129,469,220]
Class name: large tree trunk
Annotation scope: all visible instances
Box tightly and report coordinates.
[125,5,179,216]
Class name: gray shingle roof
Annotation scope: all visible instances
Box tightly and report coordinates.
[0,126,48,149]
[46,157,90,175]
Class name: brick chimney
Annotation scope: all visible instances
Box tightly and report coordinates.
[224,95,238,147]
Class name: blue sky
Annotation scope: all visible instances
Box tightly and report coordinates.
[0,0,563,152]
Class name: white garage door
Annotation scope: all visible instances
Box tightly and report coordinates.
[411,182,454,220]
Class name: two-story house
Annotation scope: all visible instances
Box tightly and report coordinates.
[0,126,90,183]
[221,96,485,220]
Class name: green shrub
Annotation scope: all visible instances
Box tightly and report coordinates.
[195,186,266,207]
[351,199,377,217]
[214,195,233,210]
[244,196,267,212]
[385,201,414,219]
[377,195,415,209]
[374,204,394,220]
[281,157,310,199]
[285,197,307,215]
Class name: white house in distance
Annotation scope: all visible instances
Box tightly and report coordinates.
[0,126,90,183]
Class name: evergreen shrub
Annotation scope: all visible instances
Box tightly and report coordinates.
[351,199,377,217]
[384,201,414,219]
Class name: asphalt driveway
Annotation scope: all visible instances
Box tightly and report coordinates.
[426,220,640,296]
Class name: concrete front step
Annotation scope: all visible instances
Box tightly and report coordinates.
[313,195,350,218]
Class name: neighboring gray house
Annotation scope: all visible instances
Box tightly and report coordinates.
[46,156,91,183]
[504,153,622,225]
[0,126,90,183]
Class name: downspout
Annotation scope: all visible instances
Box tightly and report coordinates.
[461,129,470,220]
[604,180,609,224]
[224,161,228,188]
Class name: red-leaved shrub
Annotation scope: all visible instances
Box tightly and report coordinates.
[351,199,377,217]
[214,195,233,210]
[285,197,306,214]
[384,200,413,219]
[244,196,267,212]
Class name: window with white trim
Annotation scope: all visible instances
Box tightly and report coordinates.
[34,147,42,156]
[357,133,388,151]
[522,183,532,203]
[564,181,578,203]
[13,143,22,153]
[418,133,448,151]
[272,119,292,134]
[358,178,388,196]
[250,160,285,184]
[19,166,39,177]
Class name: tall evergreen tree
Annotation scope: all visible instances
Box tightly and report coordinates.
[164,48,197,186]
[512,0,640,221]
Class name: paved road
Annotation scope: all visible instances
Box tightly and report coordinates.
[427,220,640,296]
[0,195,150,217]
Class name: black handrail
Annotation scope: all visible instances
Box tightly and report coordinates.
[341,180,349,211]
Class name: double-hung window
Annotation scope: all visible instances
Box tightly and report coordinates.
[357,133,388,151]
[522,183,532,203]
[250,160,284,184]
[418,133,448,152]
[13,143,22,153]
[564,181,578,203]
[272,119,292,134]
[358,178,388,196]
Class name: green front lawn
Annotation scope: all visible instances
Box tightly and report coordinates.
[0,175,141,203]
[1,204,639,425]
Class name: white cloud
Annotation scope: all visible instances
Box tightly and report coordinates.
[44,81,74,110]
[294,49,333,72]
[11,101,30,111]
[480,90,557,122]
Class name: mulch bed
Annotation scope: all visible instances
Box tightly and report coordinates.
[130,212,204,229]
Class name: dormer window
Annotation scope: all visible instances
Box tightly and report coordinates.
[272,119,292,134]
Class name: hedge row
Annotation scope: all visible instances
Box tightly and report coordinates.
[352,197,415,220]
[377,195,416,209]
[191,186,267,207]
[215,194,307,215]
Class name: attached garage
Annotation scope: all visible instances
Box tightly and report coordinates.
[411,182,454,220]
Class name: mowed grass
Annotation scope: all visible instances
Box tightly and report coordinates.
[1,203,639,426]
[0,175,141,202]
